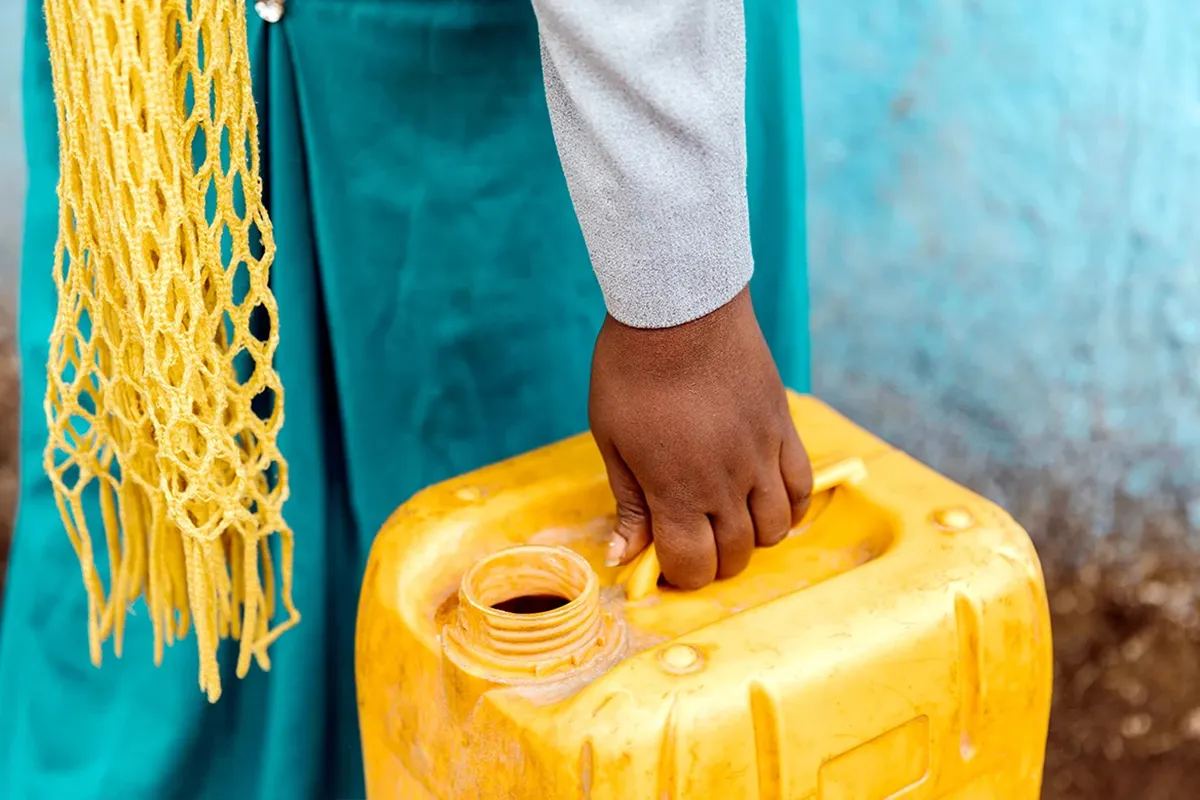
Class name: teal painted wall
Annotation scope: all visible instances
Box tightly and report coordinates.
[803,0,1200,542]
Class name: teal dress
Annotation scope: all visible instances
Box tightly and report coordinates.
[0,1,809,797]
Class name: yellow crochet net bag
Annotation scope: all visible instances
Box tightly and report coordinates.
[42,0,297,701]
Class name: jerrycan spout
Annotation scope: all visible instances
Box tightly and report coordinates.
[443,545,622,682]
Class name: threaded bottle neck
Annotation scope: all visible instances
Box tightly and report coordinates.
[449,545,606,678]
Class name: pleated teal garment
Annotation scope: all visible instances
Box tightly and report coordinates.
[0,1,809,797]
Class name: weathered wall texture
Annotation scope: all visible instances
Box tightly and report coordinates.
[1,1,1198,546]
[803,0,1200,544]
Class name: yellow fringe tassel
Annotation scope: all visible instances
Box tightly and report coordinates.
[42,0,298,701]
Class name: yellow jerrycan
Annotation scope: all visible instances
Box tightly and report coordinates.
[356,394,1053,799]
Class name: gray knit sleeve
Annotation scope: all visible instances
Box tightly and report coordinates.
[531,0,754,329]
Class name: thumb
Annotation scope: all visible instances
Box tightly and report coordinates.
[598,443,653,567]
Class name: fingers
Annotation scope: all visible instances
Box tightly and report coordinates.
[711,507,755,580]
[748,474,792,548]
[780,429,813,526]
[655,498,755,587]
[598,440,653,567]
[598,426,812,588]
[651,508,717,591]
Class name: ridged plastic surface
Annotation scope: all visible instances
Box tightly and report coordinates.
[356,394,1053,799]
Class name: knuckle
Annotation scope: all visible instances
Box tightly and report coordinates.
[649,483,703,514]
[612,482,646,509]
[616,504,648,528]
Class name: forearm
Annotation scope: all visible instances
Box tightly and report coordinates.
[532,0,754,329]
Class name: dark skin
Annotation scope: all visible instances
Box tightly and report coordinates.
[589,286,814,589]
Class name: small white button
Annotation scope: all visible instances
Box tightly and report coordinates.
[255,0,284,23]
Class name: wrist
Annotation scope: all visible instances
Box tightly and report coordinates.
[597,286,757,379]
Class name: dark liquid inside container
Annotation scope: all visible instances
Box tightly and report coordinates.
[491,594,570,615]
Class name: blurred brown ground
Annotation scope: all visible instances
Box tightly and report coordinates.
[0,307,1198,798]
[0,300,16,602]
[1033,509,1200,799]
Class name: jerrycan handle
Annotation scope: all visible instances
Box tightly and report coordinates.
[616,455,869,601]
